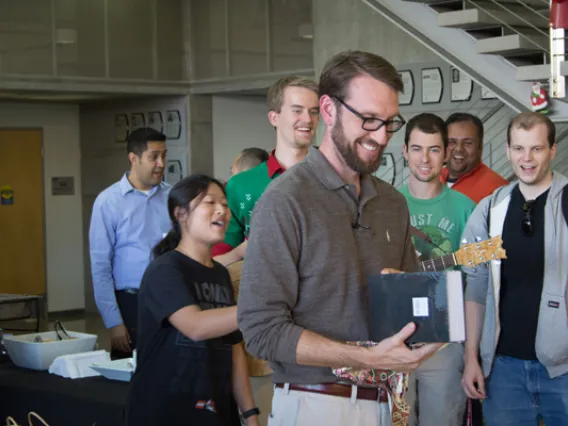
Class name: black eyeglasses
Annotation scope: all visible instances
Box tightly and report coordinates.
[333,97,406,133]
[522,200,536,237]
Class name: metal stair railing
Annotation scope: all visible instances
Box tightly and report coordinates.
[468,0,549,43]
[452,0,564,98]
[368,0,567,186]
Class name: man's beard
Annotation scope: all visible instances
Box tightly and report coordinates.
[331,118,383,175]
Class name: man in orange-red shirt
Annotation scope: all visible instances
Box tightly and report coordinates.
[441,113,508,426]
[440,113,508,203]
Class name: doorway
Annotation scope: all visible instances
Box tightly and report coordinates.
[0,129,46,296]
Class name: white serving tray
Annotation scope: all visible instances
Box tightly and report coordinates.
[4,331,97,371]
[90,358,135,382]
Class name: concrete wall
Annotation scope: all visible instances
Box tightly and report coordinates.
[0,0,184,81]
[312,0,438,75]
[190,0,313,79]
[212,95,276,181]
[189,94,214,176]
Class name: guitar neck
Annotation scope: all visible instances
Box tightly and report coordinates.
[419,253,458,272]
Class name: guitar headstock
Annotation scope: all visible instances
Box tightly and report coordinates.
[455,235,507,268]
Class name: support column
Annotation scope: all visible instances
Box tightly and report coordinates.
[187,94,214,176]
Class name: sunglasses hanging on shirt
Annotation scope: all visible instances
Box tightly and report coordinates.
[521,200,536,237]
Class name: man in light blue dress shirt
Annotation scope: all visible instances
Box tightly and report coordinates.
[89,127,171,359]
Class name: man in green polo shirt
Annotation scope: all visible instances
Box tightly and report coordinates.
[213,75,319,264]
[399,113,475,426]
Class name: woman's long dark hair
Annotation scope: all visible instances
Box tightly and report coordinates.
[152,174,226,258]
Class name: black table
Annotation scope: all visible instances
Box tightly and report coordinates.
[0,362,129,426]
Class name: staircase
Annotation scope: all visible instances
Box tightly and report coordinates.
[363,0,568,121]
[365,0,568,183]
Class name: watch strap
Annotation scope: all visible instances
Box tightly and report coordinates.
[241,407,260,419]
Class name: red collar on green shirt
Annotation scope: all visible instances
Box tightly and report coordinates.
[267,150,285,178]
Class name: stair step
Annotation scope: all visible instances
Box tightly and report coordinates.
[477,33,547,56]
[509,52,550,67]
[467,27,505,40]
[402,0,470,11]
[404,0,550,5]
[515,63,568,81]
[438,8,548,31]
[516,64,550,81]
[403,0,461,4]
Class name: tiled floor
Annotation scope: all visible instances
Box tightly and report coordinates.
[3,311,273,426]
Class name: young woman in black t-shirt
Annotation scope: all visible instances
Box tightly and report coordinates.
[125,174,259,426]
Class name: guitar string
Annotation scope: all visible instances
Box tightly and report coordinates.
[423,254,453,271]
[419,236,453,271]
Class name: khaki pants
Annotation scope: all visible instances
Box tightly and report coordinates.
[267,385,392,426]
[250,375,274,426]
[406,343,467,426]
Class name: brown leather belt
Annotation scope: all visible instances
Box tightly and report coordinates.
[275,383,388,403]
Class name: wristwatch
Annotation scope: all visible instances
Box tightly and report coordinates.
[241,407,260,420]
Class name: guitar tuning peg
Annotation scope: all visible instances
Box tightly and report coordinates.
[475,236,482,242]
[462,238,468,244]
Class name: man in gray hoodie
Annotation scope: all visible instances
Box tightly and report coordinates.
[461,111,568,426]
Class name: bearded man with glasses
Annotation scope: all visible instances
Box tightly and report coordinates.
[237,50,441,426]
[460,111,568,426]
